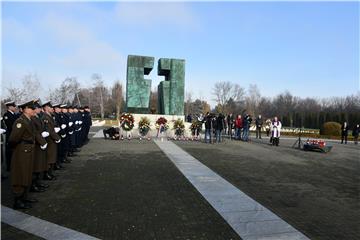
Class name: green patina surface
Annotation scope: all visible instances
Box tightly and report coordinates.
[126,55,185,115]
[126,55,154,113]
[158,58,185,115]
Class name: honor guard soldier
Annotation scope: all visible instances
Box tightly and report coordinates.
[42,101,61,180]
[82,106,92,145]
[9,100,48,209]
[67,105,76,157]
[73,106,82,150]
[30,99,50,192]
[53,104,66,169]
[3,101,19,171]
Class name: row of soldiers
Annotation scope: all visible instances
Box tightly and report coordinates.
[1,100,92,209]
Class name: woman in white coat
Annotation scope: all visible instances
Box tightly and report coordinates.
[271,116,282,146]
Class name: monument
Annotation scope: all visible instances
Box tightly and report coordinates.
[126,55,185,116]
[157,58,185,115]
[126,55,154,113]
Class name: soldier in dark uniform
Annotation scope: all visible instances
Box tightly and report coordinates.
[73,106,82,149]
[1,117,7,179]
[30,99,49,192]
[60,104,71,163]
[82,106,92,145]
[9,100,48,209]
[3,101,20,171]
[53,104,67,170]
[78,107,85,146]
[43,102,61,180]
[67,105,76,157]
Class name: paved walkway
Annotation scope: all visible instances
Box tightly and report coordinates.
[154,139,310,240]
[1,206,99,240]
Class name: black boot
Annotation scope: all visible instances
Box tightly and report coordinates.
[30,184,46,193]
[13,197,31,210]
[49,168,57,180]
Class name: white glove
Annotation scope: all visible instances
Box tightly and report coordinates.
[61,134,66,138]
[69,122,73,127]
[0,128,6,134]
[54,127,61,133]
[75,121,79,124]
[79,121,83,125]
[40,143,48,150]
[41,131,50,138]
[61,124,67,129]
[55,139,61,143]
[69,131,74,135]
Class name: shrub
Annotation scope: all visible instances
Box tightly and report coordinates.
[320,122,341,136]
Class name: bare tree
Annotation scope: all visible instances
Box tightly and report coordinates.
[245,84,261,116]
[5,86,24,103]
[212,81,245,113]
[21,73,42,101]
[92,74,106,119]
[184,91,193,115]
[112,81,123,119]
[49,77,80,104]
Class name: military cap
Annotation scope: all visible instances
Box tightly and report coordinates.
[18,100,36,110]
[60,104,67,108]
[5,101,16,107]
[84,105,89,109]
[52,103,61,108]
[33,99,42,108]
[42,101,52,107]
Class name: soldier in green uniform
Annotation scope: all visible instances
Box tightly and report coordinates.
[30,99,49,192]
[42,102,61,180]
[9,101,48,209]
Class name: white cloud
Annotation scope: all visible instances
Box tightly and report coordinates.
[42,12,126,80]
[114,2,199,29]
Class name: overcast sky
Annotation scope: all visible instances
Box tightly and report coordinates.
[2,1,359,106]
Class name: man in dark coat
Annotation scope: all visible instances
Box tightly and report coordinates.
[352,124,359,145]
[341,121,349,144]
[226,113,234,136]
[255,115,263,139]
[215,113,224,143]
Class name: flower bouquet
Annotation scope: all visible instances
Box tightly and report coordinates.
[304,139,332,153]
[138,117,151,140]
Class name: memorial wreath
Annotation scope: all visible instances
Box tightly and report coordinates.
[138,117,151,136]
[119,113,134,131]
[155,117,169,133]
[173,119,185,137]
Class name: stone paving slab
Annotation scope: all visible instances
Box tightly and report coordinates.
[154,139,310,240]
[2,205,99,240]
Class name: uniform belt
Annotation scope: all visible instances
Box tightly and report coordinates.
[21,140,35,144]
